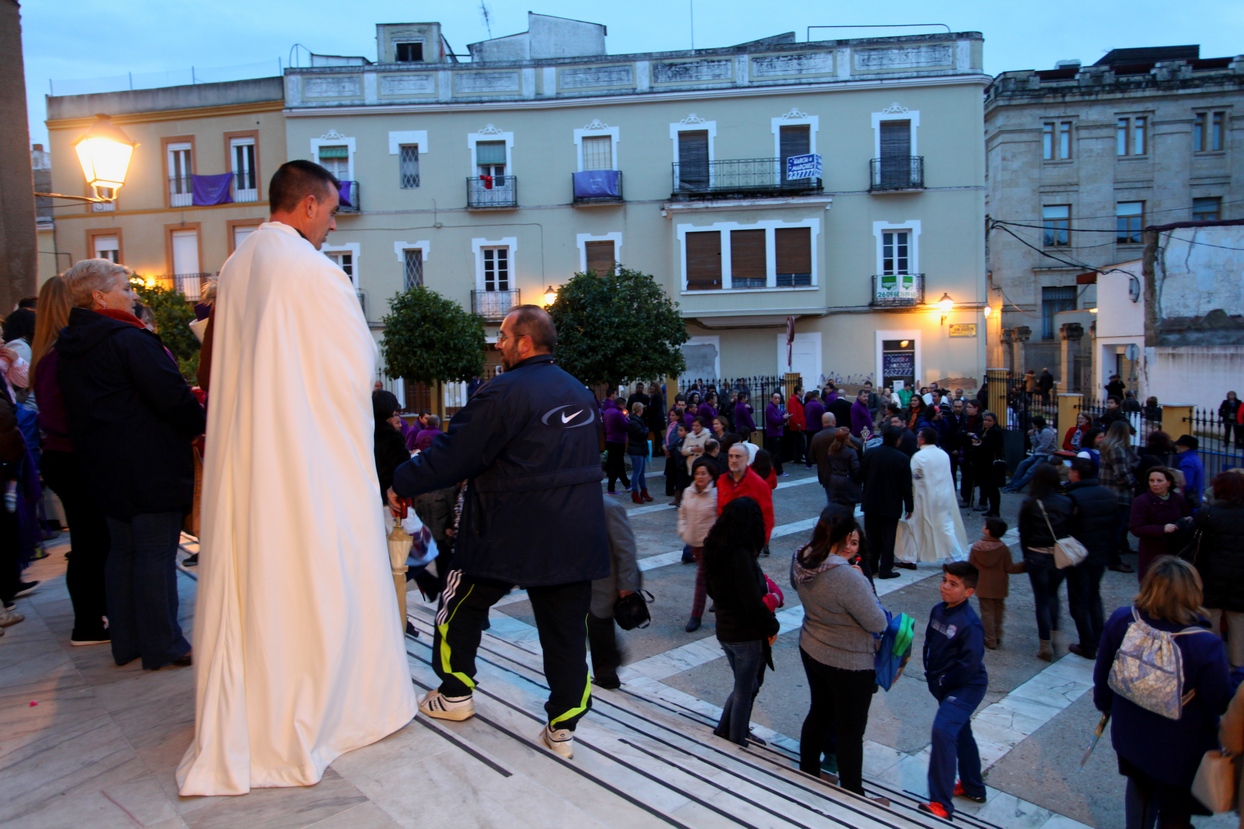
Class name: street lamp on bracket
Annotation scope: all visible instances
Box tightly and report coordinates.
[35,114,137,204]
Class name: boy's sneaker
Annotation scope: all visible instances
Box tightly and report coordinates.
[418,689,475,721]
[919,802,951,819]
[540,724,574,759]
[954,780,987,803]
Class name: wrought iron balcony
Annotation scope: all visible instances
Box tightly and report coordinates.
[467,176,518,209]
[871,273,925,307]
[233,172,259,203]
[670,158,822,200]
[337,180,360,213]
[869,157,924,192]
[471,289,521,321]
[572,171,623,204]
[154,272,214,302]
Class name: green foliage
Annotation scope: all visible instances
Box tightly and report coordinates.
[548,267,687,388]
[132,280,201,385]
[380,286,486,383]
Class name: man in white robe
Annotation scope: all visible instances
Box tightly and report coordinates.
[910,427,969,563]
[177,161,417,796]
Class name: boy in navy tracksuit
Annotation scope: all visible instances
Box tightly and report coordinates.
[920,561,988,820]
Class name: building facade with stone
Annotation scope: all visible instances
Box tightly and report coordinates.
[43,77,286,300]
[984,45,1244,395]
[284,14,989,396]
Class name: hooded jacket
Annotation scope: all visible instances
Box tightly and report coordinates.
[56,307,205,519]
[791,549,887,671]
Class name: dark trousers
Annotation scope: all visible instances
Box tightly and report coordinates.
[763,434,784,475]
[715,639,765,745]
[804,432,817,466]
[979,472,1001,517]
[0,504,19,603]
[104,512,190,669]
[783,431,803,466]
[1066,562,1105,650]
[1025,552,1065,641]
[978,597,1005,648]
[605,442,629,491]
[798,649,875,794]
[928,683,987,815]
[587,612,621,686]
[960,463,976,505]
[690,546,707,618]
[864,513,899,578]
[1113,502,1133,563]
[435,570,593,730]
[1124,770,1195,829]
[42,450,110,639]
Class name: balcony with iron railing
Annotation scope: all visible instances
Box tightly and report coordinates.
[467,176,518,209]
[670,158,822,200]
[871,273,926,307]
[471,288,521,321]
[868,156,924,192]
[154,272,214,302]
[167,175,261,206]
[571,171,623,205]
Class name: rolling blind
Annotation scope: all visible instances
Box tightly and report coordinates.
[678,131,709,190]
[879,121,911,158]
[585,241,615,275]
[775,227,812,286]
[685,231,721,290]
[730,230,766,288]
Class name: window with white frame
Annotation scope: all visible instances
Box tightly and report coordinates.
[881,230,910,275]
[92,187,116,212]
[325,251,355,283]
[581,136,613,171]
[399,145,420,188]
[92,234,120,263]
[680,221,818,292]
[670,116,716,192]
[230,137,257,201]
[318,145,350,179]
[482,247,509,291]
[1117,116,1147,157]
[476,141,507,183]
[403,249,423,290]
[168,142,192,206]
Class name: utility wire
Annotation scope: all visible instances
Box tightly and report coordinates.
[990,197,1244,224]
[993,219,1244,253]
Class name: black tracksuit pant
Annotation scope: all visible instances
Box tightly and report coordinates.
[864,512,899,578]
[434,570,593,730]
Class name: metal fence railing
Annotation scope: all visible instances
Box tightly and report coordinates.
[1171,406,1244,482]
[678,376,789,403]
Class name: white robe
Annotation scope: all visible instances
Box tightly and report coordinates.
[177,223,417,796]
[909,444,969,563]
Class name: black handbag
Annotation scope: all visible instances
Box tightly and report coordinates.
[614,589,654,630]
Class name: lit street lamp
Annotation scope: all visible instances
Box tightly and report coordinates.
[937,292,954,326]
[36,114,137,204]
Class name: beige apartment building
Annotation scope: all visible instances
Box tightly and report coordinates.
[985,45,1244,393]
[285,14,990,393]
[43,77,286,300]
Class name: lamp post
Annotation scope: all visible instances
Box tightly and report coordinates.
[35,114,137,204]
[937,292,954,326]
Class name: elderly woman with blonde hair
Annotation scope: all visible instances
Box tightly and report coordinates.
[55,259,205,670]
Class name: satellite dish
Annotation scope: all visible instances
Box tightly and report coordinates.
[1125,343,1140,362]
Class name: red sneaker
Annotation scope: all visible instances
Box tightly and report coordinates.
[919,802,951,819]
[954,781,987,803]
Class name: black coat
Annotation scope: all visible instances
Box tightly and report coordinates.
[1066,479,1116,565]
[1018,492,1074,555]
[1193,503,1244,612]
[626,413,650,456]
[391,354,609,587]
[705,539,779,643]
[374,424,410,505]
[860,444,913,520]
[57,307,205,519]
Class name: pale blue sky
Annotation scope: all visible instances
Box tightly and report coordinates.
[20,0,1244,146]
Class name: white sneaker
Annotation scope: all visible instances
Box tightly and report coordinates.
[0,607,23,627]
[540,724,574,759]
[418,689,475,721]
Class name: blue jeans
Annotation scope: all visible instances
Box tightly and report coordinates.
[105,512,191,669]
[928,683,987,814]
[1025,550,1065,641]
[1005,453,1050,491]
[629,454,647,494]
[716,639,765,745]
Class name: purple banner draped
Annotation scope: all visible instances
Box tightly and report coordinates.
[572,170,620,199]
[191,173,234,206]
[338,180,355,208]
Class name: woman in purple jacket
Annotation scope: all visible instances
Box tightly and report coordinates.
[1129,466,1192,581]
[764,392,788,476]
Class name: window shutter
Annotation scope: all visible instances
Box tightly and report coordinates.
[879,121,911,158]
[775,227,812,286]
[319,146,349,159]
[585,241,615,275]
[730,230,766,288]
[779,125,810,183]
[678,131,709,190]
[476,141,506,165]
[685,231,721,290]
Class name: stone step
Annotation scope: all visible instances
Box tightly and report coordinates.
[406,609,986,829]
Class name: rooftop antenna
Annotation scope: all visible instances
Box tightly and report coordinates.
[689,0,695,50]
[479,1,493,38]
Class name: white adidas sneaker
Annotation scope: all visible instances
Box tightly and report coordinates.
[418,689,475,721]
[540,724,574,759]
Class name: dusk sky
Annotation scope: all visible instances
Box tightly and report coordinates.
[20,0,1244,146]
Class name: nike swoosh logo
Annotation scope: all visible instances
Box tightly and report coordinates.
[561,410,583,424]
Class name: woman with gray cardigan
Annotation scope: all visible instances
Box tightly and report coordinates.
[791,508,888,801]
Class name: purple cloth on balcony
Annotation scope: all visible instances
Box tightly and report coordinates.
[191,173,234,206]
[338,180,355,208]
[572,170,620,199]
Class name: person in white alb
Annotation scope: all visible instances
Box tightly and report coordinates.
[177,160,417,796]
[909,427,969,563]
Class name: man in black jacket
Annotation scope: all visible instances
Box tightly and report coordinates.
[390,306,609,759]
[859,426,914,578]
[1064,458,1114,659]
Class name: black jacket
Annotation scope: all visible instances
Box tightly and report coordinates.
[859,444,913,520]
[1193,503,1244,612]
[706,540,779,643]
[391,354,609,586]
[1065,479,1116,566]
[57,308,205,519]
[374,424,410,506]
[626,413,649,456]
[1018,492,1074,555]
